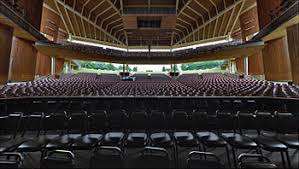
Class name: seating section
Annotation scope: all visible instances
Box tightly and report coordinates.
[1,73,298,98]
[0,98,298,168]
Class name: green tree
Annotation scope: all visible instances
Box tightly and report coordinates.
[133,67,138,72]
[162,67,166,72]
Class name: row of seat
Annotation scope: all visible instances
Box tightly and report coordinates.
[0,148,280,168]
[0,104,297,168]
[1,73,299,98]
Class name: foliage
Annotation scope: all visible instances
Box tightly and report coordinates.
[181,60,225,71]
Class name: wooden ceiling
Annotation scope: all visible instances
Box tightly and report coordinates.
[44,0,257,47]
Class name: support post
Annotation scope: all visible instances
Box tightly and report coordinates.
[51,57,56,76]
[244,56,249,78]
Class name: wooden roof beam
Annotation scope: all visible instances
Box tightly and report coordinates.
[194,0,211,19]
[88,0,106,19]
[54,0,70,34]
[175,0,244,44]
[56,0,124,45]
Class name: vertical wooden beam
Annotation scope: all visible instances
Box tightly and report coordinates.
[9,38,38,81]
[262,38,292,81]
[9,0,44,81]
[36,7,61,76]
[239,7,264,77]
[0,24,13,84]
[287,24,299,85]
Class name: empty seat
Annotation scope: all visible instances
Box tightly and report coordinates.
[136,147,170,168]
[90,146,123,168]
[186,151,225,168]
[40,150,75,168]
[0,153,23,168]
[238,154,277,169]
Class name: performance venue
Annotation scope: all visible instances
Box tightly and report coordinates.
[0,0,298,168]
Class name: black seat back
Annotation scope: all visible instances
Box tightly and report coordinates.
[90,146,123,168]
[41,150,74,168]
[0,153,23,169]
[136,147,170,168]
[170,110,190,130]
[129,111,148,130]
[89,110,108,132]
[149,111,167,130]
[187,151,224,169]
[108,110,128,130]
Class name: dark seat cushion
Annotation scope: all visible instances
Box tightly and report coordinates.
[101,132,124,146]
[150,132,173,147]
[188,160,225,168]
[221,133,257,149]
[17,135,59,152]
[72,134,103,150]
[254,136,288,151]
[196,132,227,147]
[276,134,299,149]
[126,133,147,147]
[173,132,197,147]
[46,134,79,150]
[240,162,277,169]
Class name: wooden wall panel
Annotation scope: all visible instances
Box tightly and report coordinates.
[55,58,65,74]
[287,24,299,85]
[240,7,264,76]
[236,57,244,73]
[36,7,61,76]
[19,0,44,30]
[256,0,283,29]
[248,51,264,75]
[240,7,260,40]
[9,38,37,81]
[0,24,13,84]
[262,37,292,81]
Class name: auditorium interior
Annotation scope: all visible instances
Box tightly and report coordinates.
[0,0,298,168]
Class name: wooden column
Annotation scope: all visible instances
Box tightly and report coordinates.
[239,7,264,77]
[53,30,69,76]
[36,7,61,76]
[55,58,65,75]
[236,57,244,73]
[9,0,44,81]
[0,24,13,84]
[287,24,299,85]
[9,38,38,81]
[257,0,292,81]
[262,37,292,81]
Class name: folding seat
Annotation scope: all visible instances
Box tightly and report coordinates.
[273,112,299,150]
[40,150,75,168]
[148,110,175,162]
[0,113,26,153]
[192,109,232,168]
[100,110,128,152]
[171,110,198,167]
[220,110,259,168]
[136,147,170,168]
[16,112,50,156]
[66,101,88,134]
[90,146,123,168]
[186,151,225,168]
[238,154,277,169]
[0,152,23,168]
[249,112,292,169]
[43,110,74,153]
[124,111,148,149]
